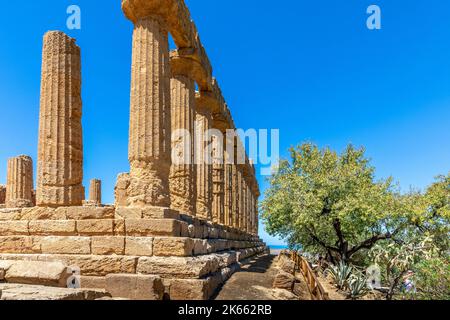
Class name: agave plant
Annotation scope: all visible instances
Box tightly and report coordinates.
[327,262,353,290]
[347,272,369,300]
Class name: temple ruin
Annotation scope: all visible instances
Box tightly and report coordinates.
[0,0,265,300]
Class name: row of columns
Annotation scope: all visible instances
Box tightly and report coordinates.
[122,11,259,234]
[2,8,259,234]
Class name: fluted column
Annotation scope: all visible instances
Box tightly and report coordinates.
[6,156,34,208]
[211,130,225,224]
[126,16,172,208]
[88,179,102,205]
[224,163,233,227]
[195,106,213,220]
[169,74,196,216]
[36,31,84,207]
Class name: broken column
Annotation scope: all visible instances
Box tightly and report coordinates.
[169,57,197,216]
[5,155,34,208]
[88,179,102,205]
[121,11,172,208]
[195,104,213,221]
[36,31,84,207]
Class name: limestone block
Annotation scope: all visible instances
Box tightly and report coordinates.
[169,278,209,300]
[29,220,76,236]
[273,271,295,291]
[79,276,106,289]
[4,260,69,287]
[113,219,125,236]
[106,274,164,300]
[125,237,153,256]
[55,255,137,277]
[0,283,110,300]
[125,219,182,236]
[19,207,64,220]
[40,236,91,255]
[91,236,125,255]
[63,206,115,220]
[137,255,220,278]
[0,221,29,236]
[76,220,114,235]
[0,254,138,277]
[193,239,208,255]
[279,258,296,275]
[0,209,22,221]
[0,236,41,254]
[153,237,194,257]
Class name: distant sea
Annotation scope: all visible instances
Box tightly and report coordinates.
[268,245,289,255]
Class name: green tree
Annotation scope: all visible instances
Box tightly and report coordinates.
[261,143,407,263]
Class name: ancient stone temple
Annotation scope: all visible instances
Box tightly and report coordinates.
[0,0,266,300]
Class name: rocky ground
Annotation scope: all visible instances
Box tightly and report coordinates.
[214,254,310,300]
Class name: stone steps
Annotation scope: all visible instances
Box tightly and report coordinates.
[0,234,264,257]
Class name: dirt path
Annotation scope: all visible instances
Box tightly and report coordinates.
[214,254,310,300]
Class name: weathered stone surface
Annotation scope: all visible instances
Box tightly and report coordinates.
[4,260,69,287]
[279,258,296,275]
[125,237,153,256]
[76,219,114,235]
[121,16,171,208]
[153,237,194,257]
[273,271,295,291]
[63,206,115,220]
[169,74,196,217]
[80,276,106,289]
[0,283,109,300]
[137,255,220,278]
[36,31,84,207]
[5,156,34,208]
[29,220,76,236]
[195,105,213,221]
[0,185,6,205]
[40,236,91,255]
[126,219,182,237]
[0,221,29,236]
[0,254,137,277]
[115,206,180,220]
[169,278,209,300]
[106,274,164,300]
[88,179,102,205]
[91,236,125,255]
[0,236,41,254]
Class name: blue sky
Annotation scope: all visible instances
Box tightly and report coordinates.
[0,1,449,246]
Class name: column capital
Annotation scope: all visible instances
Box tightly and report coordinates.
[170,50,212,91]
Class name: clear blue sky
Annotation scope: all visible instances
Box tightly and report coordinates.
[0,1,449,246]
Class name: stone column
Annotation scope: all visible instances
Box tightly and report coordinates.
[211,129,225,225]
[0,185,5,205]
[6,155,34,208]
[88,179,102,205]
[224,163,233,227]
[36,31,84,207]
[195,106,213,221]
[125,16,172,208]
[169,73,196,216]
[231,164,240,229]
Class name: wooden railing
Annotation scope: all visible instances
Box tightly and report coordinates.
[290,251,329,300]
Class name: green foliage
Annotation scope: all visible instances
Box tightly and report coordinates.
[412,256,450,300]
[347,272,369,300]
[327,262,353,290]
[261,143,406,262]
[370,235,439,299]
